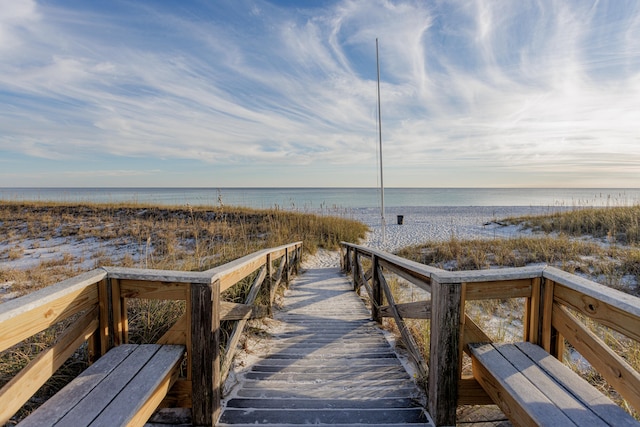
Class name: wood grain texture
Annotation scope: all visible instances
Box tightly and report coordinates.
[552,303,640,413]
[428,279,463,427]
[553,281,640,343]
[464,279,532,300]
[379,300,431,319]
[378,265,429,379]
[0,307,99,425]
[0,271,102,352]
[469,343,576,427]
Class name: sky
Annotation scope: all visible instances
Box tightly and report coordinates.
[1,0,639,188]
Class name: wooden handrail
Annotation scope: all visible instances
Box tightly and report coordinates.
[340,241,640,426]
[0,241,303,426]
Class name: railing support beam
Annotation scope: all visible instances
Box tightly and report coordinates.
[428,279,462,426]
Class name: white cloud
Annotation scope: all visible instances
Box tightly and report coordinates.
[0,0,639,186]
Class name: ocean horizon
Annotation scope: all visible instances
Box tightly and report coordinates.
[1,187,639,210]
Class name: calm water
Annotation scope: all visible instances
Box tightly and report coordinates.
[1,187,639,209]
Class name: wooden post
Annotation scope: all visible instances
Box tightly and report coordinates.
[540,278,563,359]
[98,279,114,353]
[352,250,359,291]
[371,255,382,323]
[190,280,221,426]
[284,248,290,284]
[428,278,463,426]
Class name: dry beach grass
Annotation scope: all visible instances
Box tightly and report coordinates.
[0,201,368,423]
[394,207,640,420]
[2,201,640,422]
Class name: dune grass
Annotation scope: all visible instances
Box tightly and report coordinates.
[393,206,640,419]
[0,201,368,423]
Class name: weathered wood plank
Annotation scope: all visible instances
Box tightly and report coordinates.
[515,342,639,426]
[458,375,493,405]
[469,342,577,427]
[221,266,267,382]
[0,270,103,352]
[495,343,609,427]
[428,279,463,426]
[379,300,431,319]
[17,344,138,426]
[190,280,220,425]
[119,280,188,300]
[157,313,187,345]
[103,267,211,284]
[553,281,640,343]
[0,307,99,426]
[464,279,532,300]
[371,256,382,323]
[552,303,640,412]
[525,277,541,343]
[90,345,184,427]
[434,265,544,284]
[378,265,429,379]
[462,314,492,354]
[379,259,432,293]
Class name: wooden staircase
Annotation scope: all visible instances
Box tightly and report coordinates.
[218,266,433,426]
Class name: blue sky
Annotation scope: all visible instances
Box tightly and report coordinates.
[1,0,639,188]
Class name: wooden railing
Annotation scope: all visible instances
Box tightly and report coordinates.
[0,241,303,426]
[340,242,640,426]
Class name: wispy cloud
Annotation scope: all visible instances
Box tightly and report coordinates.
[0,0,638,186]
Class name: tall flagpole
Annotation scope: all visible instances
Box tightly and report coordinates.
[376,38,386,244]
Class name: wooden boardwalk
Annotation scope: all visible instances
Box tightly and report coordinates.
[219,266,433,426]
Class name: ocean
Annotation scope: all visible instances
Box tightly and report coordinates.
[0,187,639,210]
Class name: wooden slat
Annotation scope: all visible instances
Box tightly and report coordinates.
[219,301,253,321]
[119,280,188,300]
[377,265,429,379]
[525,277,541,343]
[90,345,184,427]
[458,375,493,405]
[161,379,192,408]
[464,279,532,300]
[221,266,268,382]
[378,259,431,293]
[462,314,492,355]
[0,271,103,352]
[469,343,577,427]
[379,300,431,319]
[495,343,609,427]
[112,279,124,346]
[0,307,99,426]
[371,256,382,323]
[102,267,210,284]
[552,303,640,412]
[18,344,139,426]
[157,313,187,345]
[553,282,640,343]
[541,279,555,354]
[515,342,638,426]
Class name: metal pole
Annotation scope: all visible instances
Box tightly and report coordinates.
[376,38,386,244]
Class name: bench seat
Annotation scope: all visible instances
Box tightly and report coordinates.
[19,344,185,427]
[469,342,638,427]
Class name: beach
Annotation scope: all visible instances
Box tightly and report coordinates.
[351,206,561,252]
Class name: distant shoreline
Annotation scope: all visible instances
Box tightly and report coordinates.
[1,187,638,210]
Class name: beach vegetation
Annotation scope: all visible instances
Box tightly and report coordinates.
[392,207,640,419]
[0,201,368,422]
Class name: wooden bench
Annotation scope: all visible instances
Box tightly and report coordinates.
[469,342,638,427]
[18,344,185,427]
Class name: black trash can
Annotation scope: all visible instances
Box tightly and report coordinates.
[397,215,404,225]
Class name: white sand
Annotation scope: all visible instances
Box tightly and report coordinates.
[352,206,562,252]
[303,205,566,269]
